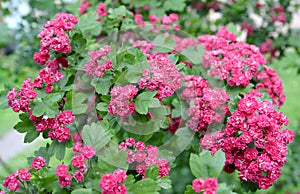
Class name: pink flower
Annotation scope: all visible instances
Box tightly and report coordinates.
[58,173,72,187]
[74,170,85,182]
[56,164,68,177]
[73,142,83,152]
[30,156,46,170]
[17,168,31,181]
[82,145,96,159]
[72,154,86,168]
[58,110,75,125]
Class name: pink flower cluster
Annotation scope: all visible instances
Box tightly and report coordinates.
[138,52,183,99]
[56,164,72,187]
[30,156,46,170]
[256,65,286,107]
[7,56,66,114]
[34,13,78,65]
[3,156,46,191]
[132,40,155,53]
[241,22,253,36]
[172,36,198,52]
[54,144,95,187]
[270,5,286,23]
[192,177,218,194]
[79,0,92,15]
[7,78,38,112]
[135,13,180,31]
[119,138,170,178]
[84,45,112,77]
[96,3,107,22]
[181,75,229,132]
[3,169,31,191]
[219,90,293,189]
[108,85,138,121]
[99,169,127,194]
[198,26,266,87]
[72,143,96,175]
[29,110,74,142]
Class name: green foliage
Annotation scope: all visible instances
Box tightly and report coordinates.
[189,150,225,179]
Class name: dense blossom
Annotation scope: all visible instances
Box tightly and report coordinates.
[181,75,229,132]
[99,169,127,194]
[108,85,138,121]
[79,0,92,15]
[198,26,266,87]
[29,110,74,142]
[30,156,46,170]
[84,45,112,77]
[3,168,31,191]
[34,12,78,65]
[256,65,285,107]
[270,5,286,23]
[138,52,183,99]
[192,177,218,194]
[119,139,170,178]
[210,90,293,189]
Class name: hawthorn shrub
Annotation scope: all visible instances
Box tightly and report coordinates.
[0,1,296,194]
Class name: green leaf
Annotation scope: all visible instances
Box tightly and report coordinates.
[217,183,238,194]
[82,121,112,151]
[97,141,128,170]
[157,176,172,190]
[241,181,259,193]
[127,178,160,194]
[163,0,186,11]
[189,150,225,178]
[24,130,40,143]
[146,165,159,180]
[135,91,159,114]
[96,102,108,112]
[181,45,204,65]
[71,33,87,53]
[109,6,129,18]
[14,113,35,133]
[56,142,66,161]
[184,185,196,194]
[91,75,112,95]
[122,105,168,135]
[71,188,96,194]
[72,92,89,115]
[31,92,64,118]
[77,12,102,36]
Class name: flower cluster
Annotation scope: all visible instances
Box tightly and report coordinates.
[119,138,170,178]
[7,78,38,112]
[138,52,183,99]
[3,169,31,191]
[96,3,107,22]
[79,0,92,15]
[3,157,46,191]
[100,169,127,194]
[270,5,286,24]
[72,143,96,175]
[135,13,180,31]
[192,177,218,194]
[56,164,72,187]
[132,40,155,53]
[30,156,46,170]
[108,85,138,121]
[7,57,66,113]
[34,13,78,65]
[256,65,285,107]
[181,75,229,132]
[198,26,266,87]
[29,110,74,142]
[84,45,112,77]
[219,90,293,189]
